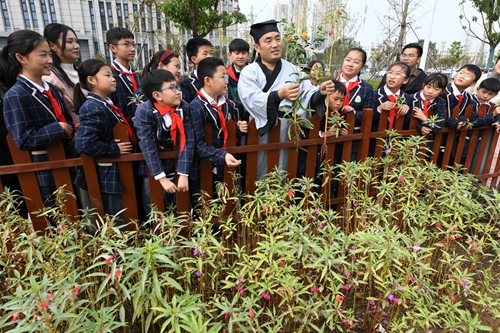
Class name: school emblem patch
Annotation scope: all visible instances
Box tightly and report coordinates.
[355,96,361,103]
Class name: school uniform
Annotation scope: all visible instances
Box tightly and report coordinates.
[407,91,446,135]
[180,72,201,103]
[441,83,476,130]
[378,68,428,95]
[109,60,141,126]
[373,86,411,131]
[3,75,74,189]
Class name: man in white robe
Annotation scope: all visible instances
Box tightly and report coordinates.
[239,20,335,179]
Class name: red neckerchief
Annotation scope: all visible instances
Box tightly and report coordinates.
[456,93,463,108]
[479,103,490,116]
[226,65,238,83]
[338,73,359,107]
[154,102,186,153]
[421,99,431,117]
[387,94,399,130]
[42,88,67,123]
[196,92,228,149]
[108,103,137,146]
[110,63,138,91]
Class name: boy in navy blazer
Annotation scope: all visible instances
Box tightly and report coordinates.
[107,27,141,125]
[134,69,195,215]
[180,38,213,103]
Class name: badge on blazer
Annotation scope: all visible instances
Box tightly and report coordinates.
[355,96,361,103]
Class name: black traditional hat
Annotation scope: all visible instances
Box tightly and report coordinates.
[249,20,280,43]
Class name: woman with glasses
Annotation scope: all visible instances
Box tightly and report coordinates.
[378,43,428,95]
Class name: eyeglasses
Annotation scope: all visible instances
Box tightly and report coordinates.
[387,71,407,78]
[401,53,417,59]
[213,74,229,81]
[114,42,136,49]
[456,71,474,80]
[156,85,181,93]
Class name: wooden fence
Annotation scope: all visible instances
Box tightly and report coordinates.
[1,105,499,232]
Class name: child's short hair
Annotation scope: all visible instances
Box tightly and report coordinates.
[389,61,411,78]
[141,69,177,103]
[331,80,346,96]
[198,57,225,88]
[402,43,423,57]
[186,37,213,62]
[106,27,134,46]
[424,73,448,90]
[479,78,500,93]
[458,64,481,82]
[228,38,250,53]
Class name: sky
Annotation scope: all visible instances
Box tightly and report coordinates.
[238,0,488,53]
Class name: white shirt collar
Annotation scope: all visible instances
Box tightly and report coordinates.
[383,85,400,97]
[21,74,49,92]
[199,88,225,106]
[451,82,461,97]
[113,61,132,73]
[339,74,358,83]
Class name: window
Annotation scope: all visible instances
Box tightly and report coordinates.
[136,43,142,68]
[1,0,10,27]
[132,4,138,29]
[40,0,48,25]
[94,41,99,53]
[106,2,113,28]
[48,0,56,22]
[29,0,38,28]
[140,7,145,31]
[156,10,161,29]
[98,1,106,30]
[88,1,96,30]
[116,3,122,27]
[20,0,30,27]
[123,3,129,29]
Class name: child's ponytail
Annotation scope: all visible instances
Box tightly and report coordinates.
[74,59,108,112]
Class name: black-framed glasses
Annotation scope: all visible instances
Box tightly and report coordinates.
[156,85,181,93]
[114,42,136,49]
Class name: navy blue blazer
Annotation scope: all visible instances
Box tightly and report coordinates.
[407,92,446,135]
[75,93,124,194]
[180,72,201,103]
[134,100,195,178]
[332,78,374,128]
[3,76,74,187]
[470,94,499,127]
[441,85,477,130]
[189,95,237,179]
[109,61,141,126]
[373,87,410,130]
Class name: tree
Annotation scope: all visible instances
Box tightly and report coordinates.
[419,39,439,70]
[160,0,246,38]
[459,0,500,69]
[317,37,360,76]
[448,41,465,66]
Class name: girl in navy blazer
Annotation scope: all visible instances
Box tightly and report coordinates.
[0,30,74,224]
[74,59,134,227]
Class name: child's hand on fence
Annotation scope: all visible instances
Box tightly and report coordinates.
[115,139,133,154]
[493,122,500,133]
[159,177,177,193]
[224,153,241,167]
[420,126,431,136]
[324,127,348,137]
[237,121,248,133]
[177,175,189,192]
[412,107,427,121]
[278,83,300,101]
[398,104,409,115]
[456,121,464,130]
[59,122,73,139]
[379,101,395,112]
[319,80,335,95]
[341,105,354,114]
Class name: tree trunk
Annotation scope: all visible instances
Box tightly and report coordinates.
[487,45,495,69]
[147,2,155,59]
[396,0,410,57]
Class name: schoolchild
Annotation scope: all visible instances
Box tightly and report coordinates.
[180,38,213,103]
[106,27,141,124]
[74,59,134,226]
[409,73,447,137]
[142,50,182,82]
[43,23,81,124]
[226,38,250,103]
[1,30,74,222]
[189,57,246,206]
[134,69,194,215]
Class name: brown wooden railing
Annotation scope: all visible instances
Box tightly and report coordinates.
[1,105,499,232]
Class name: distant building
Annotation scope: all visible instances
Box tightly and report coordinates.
[0,0,239,72]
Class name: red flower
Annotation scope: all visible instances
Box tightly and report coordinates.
[262,206,268,212]
[115,269,122,277]
[335,295,344,302]
[74,285,81,295]
[46,293,54,300]
[104,255,114,263]
[278,261,284,267]
[287,190,293,198]
[450,296,456,302]
[450,236,456,241]
[12,313,19,322]
[453,226,458,231]
[343,284,350,290]
[234,313,239,318]
[248,310,254,317]
[40,301,48,309]
[435,222,441,228]
[311,286,319,293]
[224,313,229,319]
[471,242,478,248]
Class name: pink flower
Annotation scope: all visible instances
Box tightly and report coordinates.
[104,255,113,263]
[193,247,199,256]
[46,293,54,300]
[279,289,285,294]
[450,296,456,302]
[74,286,81,295]
[318,224,323,229]
[248,310,254,317]
[115,269,122,277]
[260,291,271,300]
[311,286,319,293]
[343,284,350,290]
[413,245,421,251]
[398,177,404,182]
[195,270,203,277]
[435,222,441,228]
[336,295,344,302]
[385,149,391,154]
[12,313,19,322]
[471,242,478,249]
[314,208,320,215]
[40,301,48,309]
[346,273,351,279]
[329,30,334,36]
[290,287,295,293]
[353,202,358,207]
[262,206,268,212]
